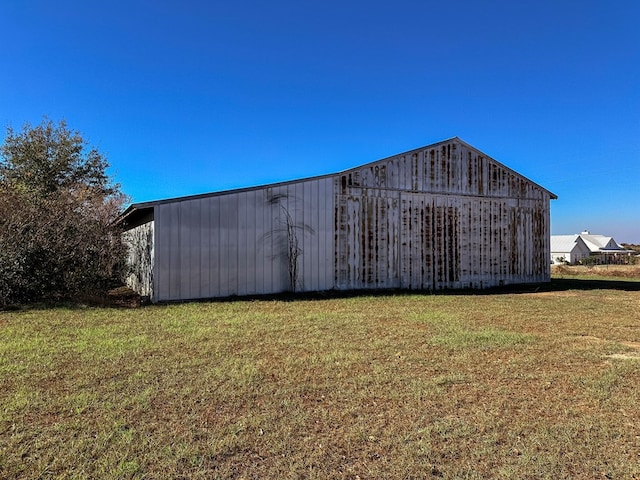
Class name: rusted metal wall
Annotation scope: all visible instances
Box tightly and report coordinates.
[123,221,154,298]
[152,178,334,301]
[335,139,552,290]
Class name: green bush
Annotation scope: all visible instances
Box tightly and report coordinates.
[0,119,127,307]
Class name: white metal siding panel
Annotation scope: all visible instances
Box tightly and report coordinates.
[254,189,266,294]
[168,203,182,300]
[240,191,253,294]
[209,197,220,297]
[199,199,210,298]
[247,190,259,294]
[324,179,334,289]
[306,180,317,291]
[154,206,167,301]
[186,199,200,300]
[220,193,238,297]
[151,177,334,301]
[154,202,180,301]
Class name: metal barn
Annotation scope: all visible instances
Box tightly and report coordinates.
[120,137,556,302]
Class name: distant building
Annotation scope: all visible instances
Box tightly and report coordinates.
[551,231,630,265]
[120,137,556,302]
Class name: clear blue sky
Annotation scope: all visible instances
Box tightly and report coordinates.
[2,1,639,242]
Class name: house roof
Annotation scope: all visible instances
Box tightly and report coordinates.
[118,137,557,228]
[579,234,626,252]
[551,233,627,254]
[550,235,581,253]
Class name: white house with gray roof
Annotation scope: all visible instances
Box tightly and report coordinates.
[551,231,629,265]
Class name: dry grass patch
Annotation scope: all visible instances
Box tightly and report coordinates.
[1,284,640,479]
[553,264,640,279]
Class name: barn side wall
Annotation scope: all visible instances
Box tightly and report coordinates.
[153,177,334,301]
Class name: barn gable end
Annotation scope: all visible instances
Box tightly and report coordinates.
[120,138,555,302]
[334,138,555,291]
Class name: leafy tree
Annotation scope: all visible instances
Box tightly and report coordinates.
[0,118,128,306]
[0,119,116,195]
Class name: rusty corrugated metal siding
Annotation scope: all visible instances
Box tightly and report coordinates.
[335,140,551,291]
[123,221,154,298]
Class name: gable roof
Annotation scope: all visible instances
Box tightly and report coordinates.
[119,137,556,228]
[551,233,627,255]
[550,235,583,253]
[337,136,557,199]
[579,234,625,253]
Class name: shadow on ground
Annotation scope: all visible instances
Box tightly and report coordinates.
[188,276,640,304]
[10,277,636,310]
[540,277,640,293]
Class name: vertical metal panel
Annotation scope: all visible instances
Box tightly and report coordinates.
[386,159,398,190]
[235,193,246,296]
[296,182,308,291]
[168,203,182,300]
[154,205,168,301]
[217,193,238,296]
[186,199,200,300]
[323,178,334,289]
[237,191,252,295]
[229,193,241,296]
[399,194,418,288]
[178,202,190,299]
[253,189,266,294]
[317,178,330,290]
[153,202,179,301]
[199,199,211,298]
[335,182,348,289]
[209,197,221,298]
[249,190,260,293]
[306,179,318,291]
[269,186,287,292]
[347,194,362,286]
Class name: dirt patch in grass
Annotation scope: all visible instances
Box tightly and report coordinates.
[607,353,640,360]
[524,290,581,298]
[107,286,143,307]
[608,341,640,360]
[571,336,640,360]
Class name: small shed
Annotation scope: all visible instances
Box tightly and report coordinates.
[120,137,556,302]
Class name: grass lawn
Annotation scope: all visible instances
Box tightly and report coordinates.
[1,272,639,478]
